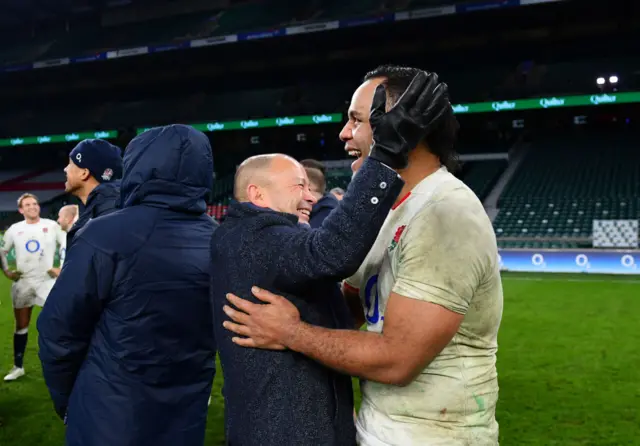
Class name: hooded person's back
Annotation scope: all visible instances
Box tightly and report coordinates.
[38,125,217,446]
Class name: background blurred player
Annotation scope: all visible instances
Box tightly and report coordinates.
[57,204,79,233]
[299,159,339,228]
[1,193,66,381]
[330,187,345,201]
[54,204,79,271]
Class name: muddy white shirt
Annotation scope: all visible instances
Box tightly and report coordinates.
[2,219,66,281]
[345,167,503,446]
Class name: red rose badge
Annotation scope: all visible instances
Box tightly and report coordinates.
[389,225,406,251]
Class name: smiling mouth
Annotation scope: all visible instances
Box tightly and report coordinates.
[347,149,362,159]
[298,209,311,218]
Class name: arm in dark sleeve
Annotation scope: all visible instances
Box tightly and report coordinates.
[271,158,403,287]
[37,236,114,419]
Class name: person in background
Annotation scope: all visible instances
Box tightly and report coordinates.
[330,187,345,201]
[63,139,122,247]
[57,204,79,234]
[300,159,339,228]
[38,125,217,446]
[44,204,80,279]
[1,193,65,381]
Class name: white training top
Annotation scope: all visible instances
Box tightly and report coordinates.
[2,219,66,280]
[345,167,503,446]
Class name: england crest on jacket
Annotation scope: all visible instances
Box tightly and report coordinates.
[102,168,114,182]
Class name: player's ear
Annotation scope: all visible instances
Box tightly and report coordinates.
[80,168,91,181]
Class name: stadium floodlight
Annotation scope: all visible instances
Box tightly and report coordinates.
[596,77,606,85]
[609,75,619,84]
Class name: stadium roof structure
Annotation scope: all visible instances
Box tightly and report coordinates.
[0,0,145,29]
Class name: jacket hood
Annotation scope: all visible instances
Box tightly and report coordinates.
[120,125,213,213]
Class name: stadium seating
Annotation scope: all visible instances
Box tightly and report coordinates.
[494,130,640,247]
[0,0,492,71]
[317,0,383,20]
[324,158,508,208]
[326,168,352,193]
[459,160,507,202]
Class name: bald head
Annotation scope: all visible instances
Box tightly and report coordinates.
[233,153,317,224]
[234,154,300,202]
[60,204,79,219]
[58,204,79,232]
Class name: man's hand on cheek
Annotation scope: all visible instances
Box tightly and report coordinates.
[223,286,301,351]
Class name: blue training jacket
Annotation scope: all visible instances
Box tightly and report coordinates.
[66,180,121,248]
[38,124,217,446]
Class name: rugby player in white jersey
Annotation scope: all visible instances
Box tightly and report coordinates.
[55,204,79,268]
[1,193,66,381]
[222,65,504,445]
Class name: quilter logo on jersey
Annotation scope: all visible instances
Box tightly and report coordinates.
[42,227,48,233]
[388,225,406,251]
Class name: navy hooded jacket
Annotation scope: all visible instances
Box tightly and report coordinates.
[66,180,121,247]
[38,125,217,446]
[309,192,339,229]
[211,158,403,446]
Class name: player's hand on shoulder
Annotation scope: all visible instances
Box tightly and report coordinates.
[47,268,61,278]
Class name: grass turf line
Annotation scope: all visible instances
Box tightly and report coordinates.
[0,273,638,445]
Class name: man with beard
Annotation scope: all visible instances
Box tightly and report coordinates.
[63,139,122,246]
[210,71,446,446]
[223,65,503,446]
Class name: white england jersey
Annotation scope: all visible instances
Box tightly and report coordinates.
[345,167,503,446]
[2,219,66,281]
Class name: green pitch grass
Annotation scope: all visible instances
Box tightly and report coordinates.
[0,273,638,445]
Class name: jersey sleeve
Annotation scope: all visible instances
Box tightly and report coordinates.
[343,267,364,293]
[391,197,485,315]
[0,226,13,271]
[1,226,14,254]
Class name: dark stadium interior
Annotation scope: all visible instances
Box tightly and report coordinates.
[0,0,638,233]
[0,0,639,444]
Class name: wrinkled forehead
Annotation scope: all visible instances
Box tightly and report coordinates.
[348,78,385,120]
